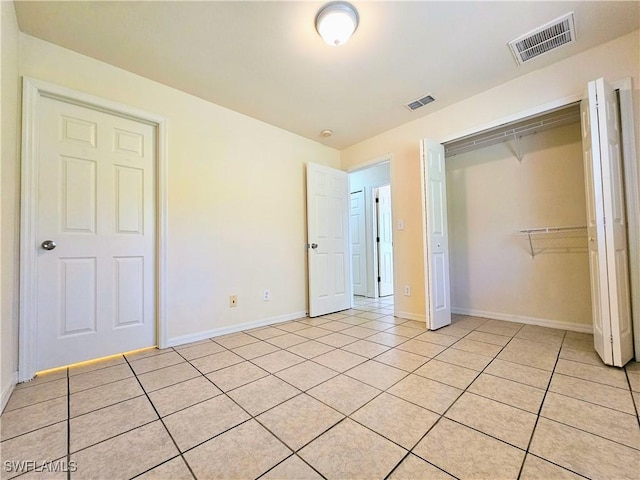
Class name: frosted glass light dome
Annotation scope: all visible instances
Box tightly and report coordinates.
[315,2,359,47]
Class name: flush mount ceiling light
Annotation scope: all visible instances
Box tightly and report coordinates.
[315,2,359,47]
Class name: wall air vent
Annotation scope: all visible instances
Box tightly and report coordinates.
[508,12,576,65]
[405,94,435,112]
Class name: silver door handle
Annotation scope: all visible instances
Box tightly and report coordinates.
[311,243,318,249]
[41,240,57,250]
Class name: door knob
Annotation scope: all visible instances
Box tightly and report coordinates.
[311,243,318,249]
[41,240,57,251]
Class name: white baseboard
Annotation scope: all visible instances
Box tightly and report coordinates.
[452,307,594,334]
[166,311,308,348]
[396,311,426,322]
[1,372,18,413]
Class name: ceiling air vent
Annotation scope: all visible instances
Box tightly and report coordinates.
[405,94,435,112]
[508,12,576,65]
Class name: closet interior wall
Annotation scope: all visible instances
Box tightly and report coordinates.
[445,122,592,329]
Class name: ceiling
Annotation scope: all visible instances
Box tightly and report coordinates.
[14,1,639,149]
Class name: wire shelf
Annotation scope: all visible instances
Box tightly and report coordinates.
[516,225,588,257]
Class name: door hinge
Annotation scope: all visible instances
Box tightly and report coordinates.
[610,334,614,344]
[376,237,380,242]
[375,198,379,203]
[378,276,381,283]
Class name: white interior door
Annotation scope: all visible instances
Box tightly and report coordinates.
[376,185,394,297]
[350,190,367,296]
[582,78,634,367]
[36,96,156,371]
[421,139,452,330]
[307,162,352,317]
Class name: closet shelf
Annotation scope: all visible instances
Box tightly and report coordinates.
[516,225,587,258]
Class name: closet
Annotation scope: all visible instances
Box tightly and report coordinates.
[420,78,637,366]
[444,104,591,329]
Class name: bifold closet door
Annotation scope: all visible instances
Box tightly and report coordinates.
[581,77,633,367]
[421,139,452,330]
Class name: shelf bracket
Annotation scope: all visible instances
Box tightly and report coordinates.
[527,232,535,258]
[514,135,523,162]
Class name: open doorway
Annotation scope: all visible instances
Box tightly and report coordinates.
[349,162,394,305]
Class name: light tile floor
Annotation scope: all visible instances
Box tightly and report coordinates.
[2,296,639,479]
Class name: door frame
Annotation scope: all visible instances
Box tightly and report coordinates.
[346,156,394,300]
[435,77,639,357]
[18,77,169,382]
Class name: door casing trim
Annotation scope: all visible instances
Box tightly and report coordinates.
[19,77,169,381]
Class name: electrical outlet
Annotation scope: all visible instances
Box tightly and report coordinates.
[263,289,270,301]
[229,295,238,307]
[404,285,411,296]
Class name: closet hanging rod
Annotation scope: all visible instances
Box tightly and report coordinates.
[444,106,580,158]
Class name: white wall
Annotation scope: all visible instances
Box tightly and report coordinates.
[13,34,340,353]
[349,162,391,298]
[341,30,640,327]
[447,123,592,328]
[1,0,20,411]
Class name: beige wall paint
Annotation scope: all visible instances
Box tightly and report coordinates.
[341,31,640,325]
[17,34,340,346]
[1,0,20,408]
[447,123,591,326]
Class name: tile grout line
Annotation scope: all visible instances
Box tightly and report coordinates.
[402,322,526,477]
[171,347,323,479]
[100,317,633,477]
[254,452,328,480]
[177,318,430,478]
[247,326,455,480]
[383,321,521,479]
[222,355,339,480]
[521,452,591,479]
[3,385,69,414]
[544,388,639,417]
[624,368,640,428]
[534,415,640,452]
[402,321,565,473]
[515,329,566,479]
[122,353,199,480]
[219,313,579,480]
[5,304,629,480]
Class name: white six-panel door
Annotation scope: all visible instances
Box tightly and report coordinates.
[36,96,156,371]
[376,185,394,297]
[582,78,634,367]
[421,139,452,330]
[350,190,367,296]
[307,163,352,317]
